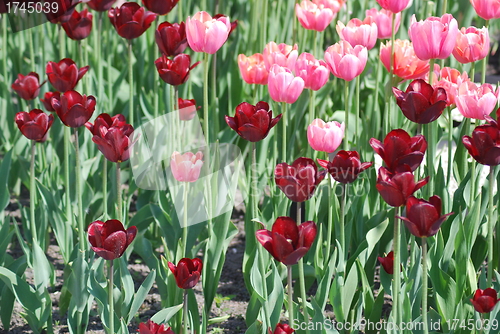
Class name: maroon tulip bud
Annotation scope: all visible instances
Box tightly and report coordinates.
[12,72,42,101]
[87,219,137,260]
[256,216,317,266]
[268,323,295,334]
[178,98,200,121]
[40,92,61,112]
[91,121,134,163]
[376,166,428,207]
[52,90,96,128]
[275,157,326,202]
[141,0,178,15]
[225,101,282,142]
[87,0,116,11]
[369,129,427,173]
[462,115,500,166]
[138,320,175,334]
[168,258,203,289]
[471,288,500,313]
[155,21,187,57]
[397,196,452,238]
[15,109,54,142]
[317,150,372,184]
[108,2,157,40]
[62,8,93,40]
[154,54,200,86]
[46,58,89,93]
[378,251,395,275]
[213,14,237,36]
[45,0,80,23]
[85,113,128,135]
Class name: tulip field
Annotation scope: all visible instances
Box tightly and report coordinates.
[2,0,500,332]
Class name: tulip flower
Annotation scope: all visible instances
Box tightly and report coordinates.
[324,40,368,82]
[370,129,427,172]
[154,54,200,86]
[52,90,96,128]
[87,219,137,260]
[317,150,372,183]
[141,0,178,15]
[46,58,89,93]
[11,72,42,101]
[392,79,447,124]
[90,118,134,163]
[62,8,93,40]
[262,41,299,71]
[155,22,187,57]
[434,67,470,106]
[267,65,305,104]
[139,320,175,334]
[380,39,430,81]
[336,18,378,50]
[178,98,199,121]
[408,14,459,60]
[170,151,203,183]
[40,91,61,112]
[452,26,489,64]
[15,109,54,142]
[376,166,429,207]
[87,0,116,11]
[168,258,203,289]
[213,14,238,37]
[85,113,128,136]
[45,0,79,23]
[256,216,317,265]
[225,101,282,142]
[398,196,452,238]
[108,2,157,40]
[471,288,500,313]
[307,118,344,153]
[275,157,326,202]
[238,53,269,85]
[185,11,231,54]
[294,52,330,91]
[365,8,401,39]
[376,0,411,13]
[295,0,335,32]
[462,114,500,166]
[455,81,498,120]
[378,251,395,274]
[470,0,500,20]
[268,323,295,334]
[312,0,343,13]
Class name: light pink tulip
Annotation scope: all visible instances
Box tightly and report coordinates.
[307,118,345,153]
[376,0,411,13]
[267,64,305,104]
[365,8,401,39]
[313,0,343,13]
[336,18,378,50]
[455,81,499,120]
[470,0,500,20]
[434,67,470,106]
[263,42,299,71]
[186,11,231,54]
[380,39,430,81]
[324,40,368,81]
[294,53,330,91]
[238,53,269,85]
[171,151,204,182]
[452,26,489,64]
[295,0,335,32]
[408,14,459,60]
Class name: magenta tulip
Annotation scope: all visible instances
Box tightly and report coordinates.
[376,0,411,13]
[154,54,200,86]
[294,52,330,91]
[40,91,61,112]
[470,0,500,20]
[365,8,401,39]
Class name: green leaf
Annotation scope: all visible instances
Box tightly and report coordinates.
[0,284,15,331]
[0,149,12,211]
[150,304,183,324]
[32,242,53,289]
[127,269,156,323]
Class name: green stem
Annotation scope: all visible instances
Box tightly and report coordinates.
[281,102,287,162]
[392,207,401,326]
[96,13,103,111]
[108,260,114,334]
[340,183,346,264]
[470,62,475,83]
[481,21,489,84]
[470,160,476,204]
[203,52,210,146]
[446,108,453,188]
[308,89,315,157]
[355,75,360,148]
[128,40,134,126]
[64,127,73,227]
[27,27,35,72]
[387,12,396,133]
[103,159,108,219]
[183,182,189,258]
[426,121,435,196]
[296,202,310,334]
[74,128,85,252]
[212,52,219,139]
[2,17,7,86]
[344,80,349,150]
[441,0,448,15]
[326,157,333,262]
[375,46,382,138]
[30,140,38,243]
[428,58,435,86]
[59,25,65,60]
[183,290,189,334]
[107,26,114,112]
[287,265,294,327]
[116,162,122,222]
[154,17,160,121]
[422,237,428,334]
[488,167,495,286]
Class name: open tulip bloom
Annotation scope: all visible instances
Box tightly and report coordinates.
[139,320,175,334]
[462,114,500,166]
[336,18,378,50]
[168,258,203,289]
[186,11,231,54]
[268,323,295,334]
[52,90,96,128]
[378,251,395,275]
[263,41,299,71]
[15,109,54,143]
[324,40,368,81]
[62,8,93,40]
[380,39,430,81]
[87,219,137,260]
[155,54,200,86]
[317,150,372,183]
[275,157,326,202]
[295,0,335,32]
[89,115,134,163]
[46,58,89,93]
[376,166,428,207]
[238,53,269,85]
[471,288,500,313]
[12,72,42,101]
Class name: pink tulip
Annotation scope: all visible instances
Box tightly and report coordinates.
[267,64,305,104]
[365,8,401,39]
[376,0,411,13]
[408,14,459,60]
[324,40,368,81]
[434,67,470,106]
[294,53,330,91]
[336,18,378,50]
[452,26,489,64]
[186,11,231,54]
[470,0,500,20]
[307,118,345,153]
[170,151,204,182]
[455,81,499,120]
[238,53,269,85]
[295,0,335,32]
[312,0,343,13]
[380,39,430,81]
[263,42,299,71]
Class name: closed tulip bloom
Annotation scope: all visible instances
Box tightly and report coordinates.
[263,41,299,71]
[434,67,470,106]
[108,2,157,40]
[45,0,79,23]
[376,166,429,207]
[52,90,96,128]
[380,39,430,81]
[256,216,317,266]
[376,0,411,13]
[141,0,178,15]
[324,41,368,81]
[139,320,175,334]
[336,18,378,50]
[62,8,92,40]
[275,157,326,202]
[398,196,452,238]
[365,8,401,39]
[462,114,500,166]
[455,81,498,120]
[226,101,282,142]
[295,0,335,32]
[155,22,187,57]
[87,219,137,260]
[378,251,395,274]
[267,65,305,104]
[294,52,330,91]
[408,14,459,60]
[40,91,61,112]
[317,150,372,183]
[91,121,134,163]
[154,54,200,86]
[471,288,500,313]
[452,26,489,64]
[87,0,116,11]
[168,258,203,289]
[213,14,238,37]
[307,118,344,153]
[12,72,41,101]
[186,11,231,54]
[170,151,203,182]
[238,53,269,85]
[470,0,500,20]
[15,109,54,142]
[178,98,199,121]
[312,0,343,13]
[46,58,89,92]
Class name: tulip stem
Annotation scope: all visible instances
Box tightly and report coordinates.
[154,17,160,121]
[183,290,189,334]
[488,167,495,286]
[203,52,210,146]
[392,207,401,326]
[355,75,360,148]
[74,127,85,252]
[108,259,114,334]
[64,127,73,228]
[446,108,453,188]
[343,80,349,150]
[27,26,35,72]
[339,183,346,264]
[422,237,429,334]
[428,58,435,86]
[30,140,38,244]
[96,12,103,113]
[128,40,134,126]
[296,202,311,334]
[325,161,333,262]
[287,264,294,327]
[183,182,189,258]
[387,11,396,132]
[116,162,122,222]
[308,89,315,157]
[281,102,287,162]
[425,122,435,196]
[481,21,489,84]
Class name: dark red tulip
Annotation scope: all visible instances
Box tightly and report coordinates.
[40,92,61,112]
[15,109,54,142]
[154,54,200,86]
[378,251,394,275]
[213,14,238,36]
[369,129,427,173]
[108,2,157,40]
[141,0,178,15]
[376,166,428,207]
[256,216,317,266]
[398,196,452,238]
[46,58,89,92]
[393,79,447,124]
[138,320,175,334]
[155,21,187,57]
[462,114,500,166]
[85,113,128,135]
[317,150,372,184]
[62,8,93,40]
[89,115,134,163]
[87,0,116,11]
[87,219,137,260]
[45,0,80,23]
[275,157,326,202]
[168,258,203,289]
[225,101,282,142]
[268,323,295,334]
[471,288,500,313]
[52,90,96,128]
[12,72,42,101]
[178,98,199,121]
